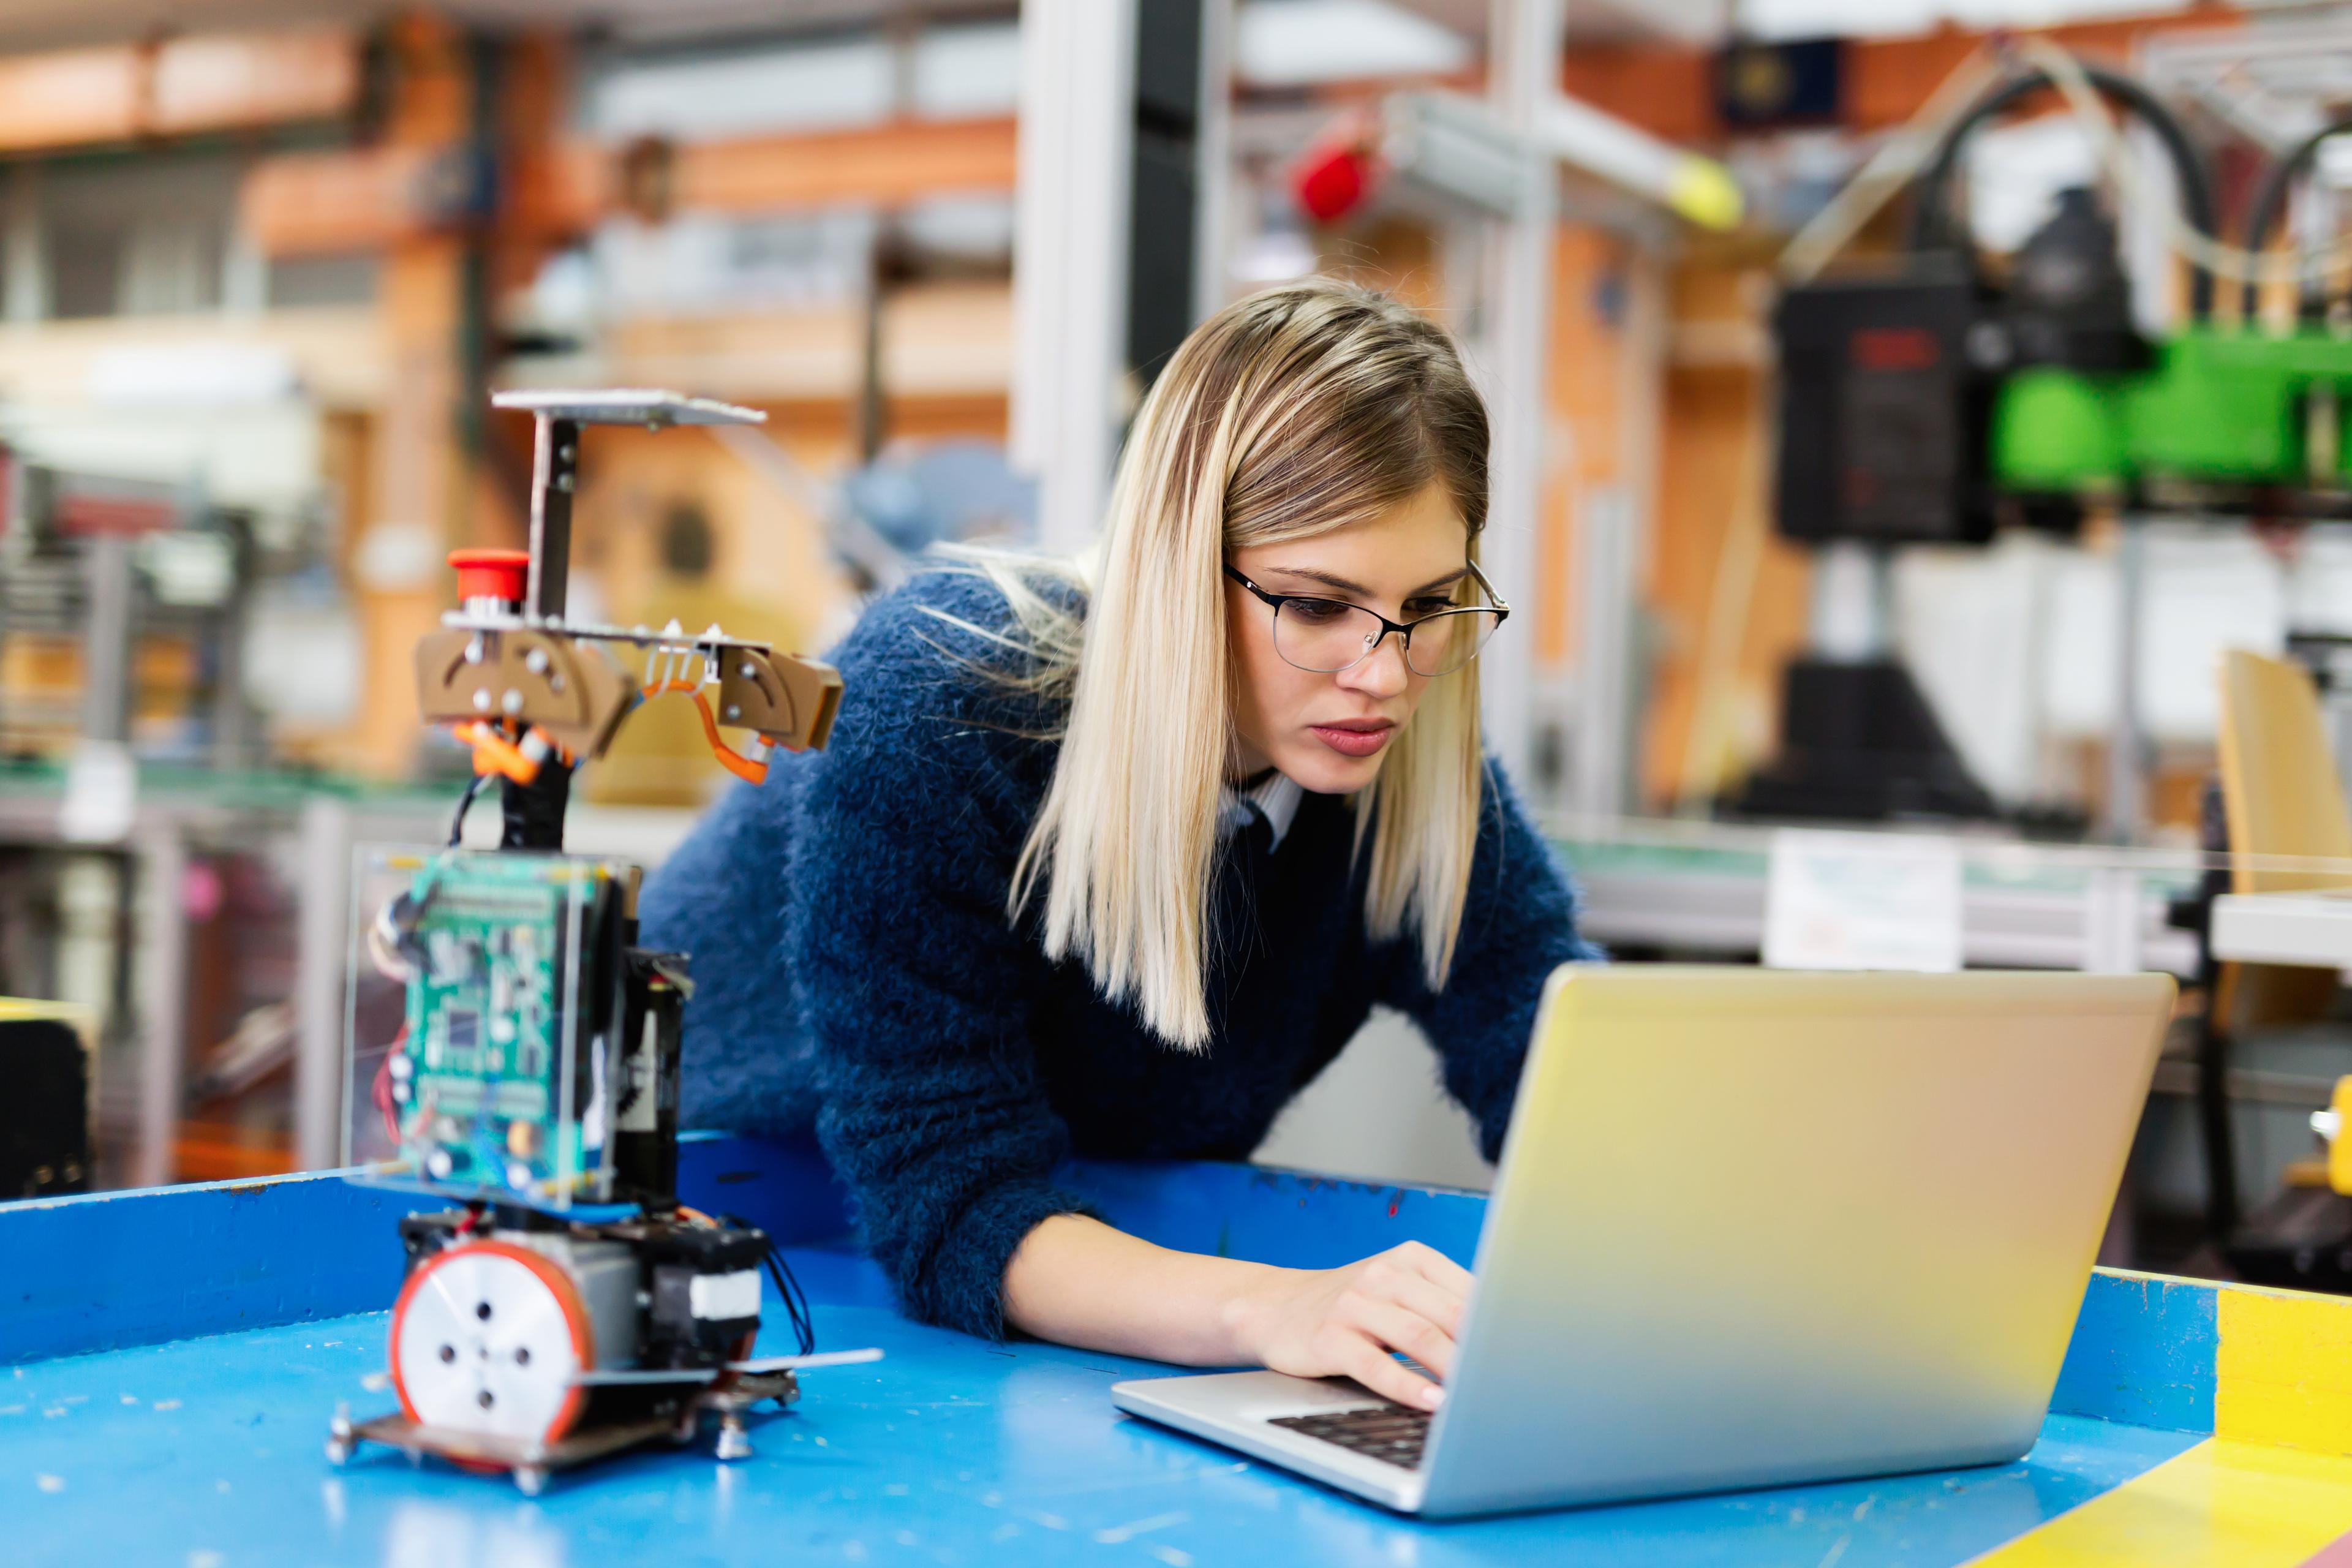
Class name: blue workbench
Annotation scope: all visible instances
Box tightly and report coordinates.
[7,1134,2352,1566]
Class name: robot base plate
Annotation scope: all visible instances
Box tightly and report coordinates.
[326,1371,799,1494]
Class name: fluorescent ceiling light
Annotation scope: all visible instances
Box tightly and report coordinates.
[1238,0,1474,87]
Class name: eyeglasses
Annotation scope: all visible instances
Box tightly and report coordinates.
[1223,562,1509,679]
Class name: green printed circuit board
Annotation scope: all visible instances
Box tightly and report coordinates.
[385,850,624,1205]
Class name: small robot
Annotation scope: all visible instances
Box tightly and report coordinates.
[327,391,869,1495]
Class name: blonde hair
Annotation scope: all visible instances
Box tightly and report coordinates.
[956,279,1490,1048]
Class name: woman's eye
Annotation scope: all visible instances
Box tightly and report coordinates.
[1284,599,1355,625]
[1404,598,1453,617]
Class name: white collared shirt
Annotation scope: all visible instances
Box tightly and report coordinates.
[1218,770,1304,852]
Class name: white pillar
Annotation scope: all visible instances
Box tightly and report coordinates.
[294,798,353,1170]
[1191,0,1235,323]
[1478,0,1564,790]
[1011,0,1139,554]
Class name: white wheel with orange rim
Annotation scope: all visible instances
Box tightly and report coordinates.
[390,1240,593,1450]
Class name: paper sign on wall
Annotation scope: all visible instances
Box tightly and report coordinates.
[1763,829,1964,973]
[61,739,137,845]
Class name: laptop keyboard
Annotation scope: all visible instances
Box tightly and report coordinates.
[1268,1404,1430,1469]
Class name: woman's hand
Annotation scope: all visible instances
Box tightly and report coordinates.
[1223,1241,1474,1412]
[1001,1218,1473,1403]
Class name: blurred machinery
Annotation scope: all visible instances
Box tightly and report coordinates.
[2248,1076,2352,1293]
[0,451,296,769]
[0,1005,91,1199]
[328,390,865,1495]
[1746,50,2352,834]
[0,450,334,1188]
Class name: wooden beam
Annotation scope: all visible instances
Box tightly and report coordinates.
[353,12,475,781]
[1846,13,2245,132]
[0,48,137,152]
[671,115,1019,213]
[246,114,1021,258]
[1560,9,2250,146]
[241,145,444,258]
[149,29,363,138]
[0,29,360,154]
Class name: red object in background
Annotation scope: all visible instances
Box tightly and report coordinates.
[448,548,529,605]
[1292,111,1384,225]
[1294,141,1375,224]
[55,494,178,536]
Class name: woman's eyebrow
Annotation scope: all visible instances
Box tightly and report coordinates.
[1263,567,1469,598]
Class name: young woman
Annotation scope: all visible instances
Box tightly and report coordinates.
[641,279,1599,1414]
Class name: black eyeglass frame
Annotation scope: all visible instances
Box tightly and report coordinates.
[1221,561,1511,677]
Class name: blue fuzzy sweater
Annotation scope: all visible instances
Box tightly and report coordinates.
[639,568,1600,1339]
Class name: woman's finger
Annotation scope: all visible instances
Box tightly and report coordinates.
[1393,1241,1475,1298]
[1343,1337,1444,1412]
[1360,1265,1466,1341]
[1346,1295,1458,1381]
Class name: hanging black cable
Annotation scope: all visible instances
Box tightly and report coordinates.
[447,772,489,847]
[762,1242,818,1357]
[2237,112,2352,323]
[1905,63,2218,320]
[719,1212,816,1356]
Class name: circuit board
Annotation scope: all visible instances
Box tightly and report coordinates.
[382,851,625,1207]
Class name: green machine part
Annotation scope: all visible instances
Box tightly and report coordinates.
[1991,326,2352,494]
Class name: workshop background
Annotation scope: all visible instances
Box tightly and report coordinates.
[9,0,2352,1291]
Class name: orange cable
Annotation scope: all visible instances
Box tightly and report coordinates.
[642,679,769,785]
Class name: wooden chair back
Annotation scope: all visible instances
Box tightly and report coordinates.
[2214,649,2352,1028]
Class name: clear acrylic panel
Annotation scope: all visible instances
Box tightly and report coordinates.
[345,844,633,1210]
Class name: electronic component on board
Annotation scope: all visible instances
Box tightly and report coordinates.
[326,391,869,1495]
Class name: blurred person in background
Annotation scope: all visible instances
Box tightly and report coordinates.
[642,280,1599,1413]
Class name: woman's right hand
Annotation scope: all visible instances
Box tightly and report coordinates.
[1223,1241,1474,1412]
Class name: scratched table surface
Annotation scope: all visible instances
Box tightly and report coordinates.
[7,1134,2352,1568]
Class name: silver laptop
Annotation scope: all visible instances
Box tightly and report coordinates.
[1111,965,2174,1518]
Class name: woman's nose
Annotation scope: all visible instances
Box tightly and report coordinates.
[1339,633,1412,698]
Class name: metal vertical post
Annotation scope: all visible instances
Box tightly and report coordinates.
[3,162,43,325]
[526,415,580,620]
[2106,521,2147,843]
[1011,0,1138,552]
[131,823,189,1189]
[1572,488,1634,817]
[1480,0,1564,790]
[80,533,136,746]
[1126,0,1209,389]
[1191,0,1235,323]
[294,797,353,1170]
[2082,865,2144,974]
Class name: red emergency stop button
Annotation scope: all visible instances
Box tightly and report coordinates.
[449,548,529,606]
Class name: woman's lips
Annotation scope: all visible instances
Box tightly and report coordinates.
[1309,720,1395,759]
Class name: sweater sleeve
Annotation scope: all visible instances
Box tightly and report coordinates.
[792,583,1099,1339]
[1376,761,1604,1163]
[638,760,812,1141]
